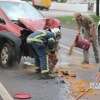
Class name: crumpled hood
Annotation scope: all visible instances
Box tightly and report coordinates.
[19,18,46,31]
[5,21,23,37]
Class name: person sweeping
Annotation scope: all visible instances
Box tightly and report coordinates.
[69,12,99,64]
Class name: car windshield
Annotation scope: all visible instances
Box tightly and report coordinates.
[0,1,43,20]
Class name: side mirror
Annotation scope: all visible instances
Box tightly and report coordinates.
[0,18,6,24]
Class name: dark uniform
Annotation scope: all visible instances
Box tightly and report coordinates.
[75,14,99,63]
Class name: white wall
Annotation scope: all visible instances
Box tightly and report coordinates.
[67,0,88,3]
[50,2,88,12]
[93,3,100,13]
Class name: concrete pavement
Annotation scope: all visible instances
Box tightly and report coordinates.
[40,9,93,17]
[50,2,89,12]
[39,1,94,17]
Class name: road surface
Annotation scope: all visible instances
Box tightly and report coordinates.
[0,28,76,100]
[0,27,99,100]
[0,8,100,100]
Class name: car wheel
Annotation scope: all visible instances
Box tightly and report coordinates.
[98,26,100,46]
[0,43,16,68]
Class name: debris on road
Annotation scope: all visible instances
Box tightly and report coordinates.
[56,66,100,100]
[55,67,76,78]
[14,92,32,99]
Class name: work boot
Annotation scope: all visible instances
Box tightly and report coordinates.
[40,69,56,79]
[40,73,55,79]
[35,68,41,73]
[41,69,49,74]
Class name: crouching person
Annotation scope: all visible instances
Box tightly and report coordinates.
[27,29,60,78]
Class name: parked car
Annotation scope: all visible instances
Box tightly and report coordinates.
[98,21,100,45]
[0,0,61,68]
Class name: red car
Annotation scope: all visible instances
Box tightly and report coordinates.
[0,0,61,68]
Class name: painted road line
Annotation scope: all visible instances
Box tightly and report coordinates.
[0,82,14,100]
[60,44,82,55]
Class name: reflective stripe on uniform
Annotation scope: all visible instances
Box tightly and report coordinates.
[27,31,47,43]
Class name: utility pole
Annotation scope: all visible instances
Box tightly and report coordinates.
[96,0,99,16]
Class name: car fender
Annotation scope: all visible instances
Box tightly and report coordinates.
[0,31,22,60]
[46,18,61,28]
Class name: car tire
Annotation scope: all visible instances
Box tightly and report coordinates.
[0,43,16,68]
[98,26,100,46]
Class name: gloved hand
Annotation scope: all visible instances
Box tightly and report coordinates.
[27,38,33,44]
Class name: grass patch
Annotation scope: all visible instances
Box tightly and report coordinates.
[56,16,75,28]
[91,15,100,24]
[56,15,100,29]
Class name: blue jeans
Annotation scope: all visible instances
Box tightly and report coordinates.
[32,44,48,70]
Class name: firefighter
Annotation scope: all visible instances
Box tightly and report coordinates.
[27,29,61,75]
[74,12,99,64]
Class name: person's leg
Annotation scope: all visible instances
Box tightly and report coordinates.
[37,46,49,72]
[36,45,56,78]
[83,50,89,64]
[92,39,100,63]
[32,46,41,73]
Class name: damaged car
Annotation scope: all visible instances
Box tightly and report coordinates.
[0,0,61,68]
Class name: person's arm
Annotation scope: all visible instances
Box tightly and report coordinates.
[27,32,46,44]
[27,35,43,43]
[76,20,81,35]
[68,19,81,55]
[89,23,96,39]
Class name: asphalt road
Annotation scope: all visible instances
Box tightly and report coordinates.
[0,2,99,99]
[0,69,68,100]
[0,28,76,100]
[0,26,100,100]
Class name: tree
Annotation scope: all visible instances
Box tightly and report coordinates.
[96,0,99,16]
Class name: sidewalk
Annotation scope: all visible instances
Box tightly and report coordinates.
[56,43,100,100]
[50,2,89,12]
[40,2,95,17]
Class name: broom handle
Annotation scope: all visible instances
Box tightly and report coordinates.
[68,43,75,55]
[76,89,90,100]
[68,34,80,55]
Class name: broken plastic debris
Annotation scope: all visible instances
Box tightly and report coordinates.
[14,92,32,99]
